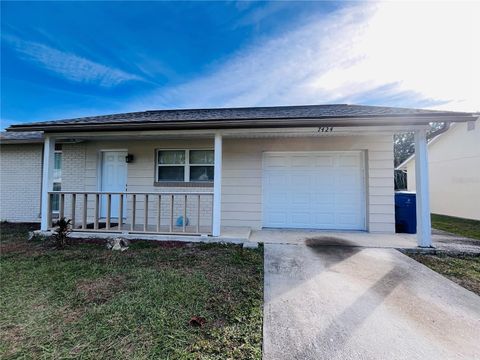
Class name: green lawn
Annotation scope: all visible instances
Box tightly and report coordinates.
[431,214,480,240]
[407,253,480,296]
[0,223,263,359]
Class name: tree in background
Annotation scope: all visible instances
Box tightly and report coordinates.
[394,122,445,189]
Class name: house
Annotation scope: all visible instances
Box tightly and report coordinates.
[2,104,476,247]
[396,118,480,221]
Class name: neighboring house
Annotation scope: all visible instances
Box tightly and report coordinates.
[2,104,475,247]
[397,118,480,221]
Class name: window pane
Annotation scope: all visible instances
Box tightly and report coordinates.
[190,166,214,181]
[158,150,185,164]
[54,153,62,170]
[158,166,185,181]
[190,150,214,164]
[52,183,61,212]
[53,153,62,182]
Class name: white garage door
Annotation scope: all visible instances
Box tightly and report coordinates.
[262,151,366,230]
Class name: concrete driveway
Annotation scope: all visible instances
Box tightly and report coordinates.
[263,243,480,360]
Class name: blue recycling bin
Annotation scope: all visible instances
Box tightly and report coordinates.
[395,191,417,233]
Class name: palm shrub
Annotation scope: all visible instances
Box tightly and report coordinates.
[51,217,72,249]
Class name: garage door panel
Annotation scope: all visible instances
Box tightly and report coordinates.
[291,214,315,228]
[265,172,287,187]
[291,174,310,187]
[312,192,335,203]
[291,155,312,167]
[292,193,310,205]
[313,213,336,225]
[266,196,286,206]
[314,175,335,188]
[263,151,365,230]
[264,211,288,225]
[337,213,361,227]
[337,155,360,167]
[337,175,359,187]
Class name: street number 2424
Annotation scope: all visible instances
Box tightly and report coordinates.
[318,127,334,133]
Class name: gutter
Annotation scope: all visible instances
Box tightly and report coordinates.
[6,114,474,133]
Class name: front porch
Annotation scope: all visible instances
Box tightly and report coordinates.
[39,126,435,247]
[47,191,215,236]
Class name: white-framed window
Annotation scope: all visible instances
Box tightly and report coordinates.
[156,149,214,182]
[52,147,62,212]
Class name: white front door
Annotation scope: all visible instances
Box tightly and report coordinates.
[262,151,366,230]
[100,151,127,219]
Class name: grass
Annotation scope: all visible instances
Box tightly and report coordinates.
[407,253,480,295]
[431,214,480,240]
[0,222,263,359]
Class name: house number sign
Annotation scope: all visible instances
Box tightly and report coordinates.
[318,127,334,133]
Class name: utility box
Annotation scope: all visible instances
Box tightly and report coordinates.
[395,191,417,234]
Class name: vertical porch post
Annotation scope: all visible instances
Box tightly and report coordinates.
[212,132,222,236]
[414,129,432,247]
[41,136,56,230]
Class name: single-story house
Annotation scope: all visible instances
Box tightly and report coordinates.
[2,104,477,247]
[396,118,480,221]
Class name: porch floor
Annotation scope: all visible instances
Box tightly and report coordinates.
[68,226,252,244]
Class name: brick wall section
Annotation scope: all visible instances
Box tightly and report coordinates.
[0,144,43,222]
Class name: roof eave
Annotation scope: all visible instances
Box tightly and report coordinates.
[7,114,474,133]
[0,139,44,144]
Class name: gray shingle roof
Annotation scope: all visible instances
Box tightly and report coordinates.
[0,131,43,143]
[6,104,473,132]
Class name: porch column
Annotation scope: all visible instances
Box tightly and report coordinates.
[212,132,222,236]
[414,129,432,247]
[40,135,56,230]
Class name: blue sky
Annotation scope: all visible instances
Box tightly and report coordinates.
[1,1,479,128]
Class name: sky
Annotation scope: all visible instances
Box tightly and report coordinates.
[1,1,479,129]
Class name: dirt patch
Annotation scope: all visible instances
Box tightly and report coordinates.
[72,237,191,249]
[0,222,40,232]
[1,324,25,357]
[76,275,127,304]
[0,241,45,256]
[0,241,30,254]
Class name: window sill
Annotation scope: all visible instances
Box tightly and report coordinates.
[154,181,213,188]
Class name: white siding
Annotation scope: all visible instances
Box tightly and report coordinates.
[222,136,395,232]
[81,139,213,227]
[0,144,43,222]
[55,135,395,233]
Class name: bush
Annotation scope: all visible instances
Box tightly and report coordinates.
[51,217,72,249]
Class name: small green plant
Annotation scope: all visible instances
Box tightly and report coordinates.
[51,217,72,249]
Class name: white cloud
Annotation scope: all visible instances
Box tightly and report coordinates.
[4,35,142,87]
[140,1,479,112]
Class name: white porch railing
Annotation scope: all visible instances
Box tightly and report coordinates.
[47,191,214,236]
